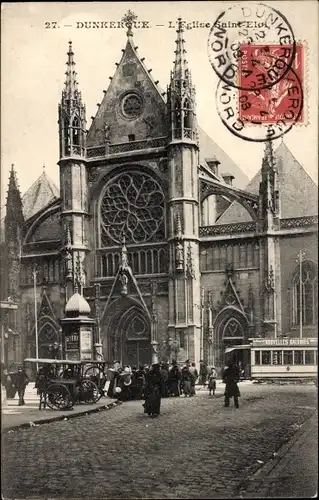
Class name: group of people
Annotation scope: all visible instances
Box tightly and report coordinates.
[107,358,242,412]
[1,365,29,406]
[1,358,242,411]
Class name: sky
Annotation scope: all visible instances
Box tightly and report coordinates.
[1,1,318,206]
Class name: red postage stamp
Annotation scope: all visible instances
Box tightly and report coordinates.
[238,44,304,124]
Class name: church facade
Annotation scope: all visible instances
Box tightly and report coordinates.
[1,20,318,371]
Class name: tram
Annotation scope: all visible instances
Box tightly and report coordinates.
[224,337,317,382]
[250,337,318,382]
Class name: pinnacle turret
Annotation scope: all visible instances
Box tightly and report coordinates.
[168,18,197,142]
[62,41,81,104]
[173,18,189,81]
[5,164,24,243]
[6,165,23,217]
[59,41,86,158]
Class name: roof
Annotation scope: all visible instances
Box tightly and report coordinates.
[65,292,91,316]
[22,171,59,220]
[216,142,318,224]
[198,127,249,190]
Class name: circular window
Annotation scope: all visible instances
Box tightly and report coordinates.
[100,170,165,246]
[121,93,143,119]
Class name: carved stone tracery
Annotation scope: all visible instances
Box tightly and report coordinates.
[100,171,165,246]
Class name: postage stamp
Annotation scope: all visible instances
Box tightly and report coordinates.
[238,43,305,124]
[208,2,297,91]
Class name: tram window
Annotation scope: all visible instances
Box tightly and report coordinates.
[272,351,282,365]
[294,351,304,365]
[255,351,261,365]
[283,350,293,365]
[305,350,315,365]
[261,351,271,364]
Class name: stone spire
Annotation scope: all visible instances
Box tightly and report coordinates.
[63,41,80,103]
[262,130,276,172]
[173,18,189,81]
[168,18,197,142]
[59,40,86,158]
[5,165,24,239]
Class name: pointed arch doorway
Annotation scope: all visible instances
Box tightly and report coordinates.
[213,307,249,370]
[106,300,151,367]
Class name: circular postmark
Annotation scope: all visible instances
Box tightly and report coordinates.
[215,66,303,142]
[208,3,296,91]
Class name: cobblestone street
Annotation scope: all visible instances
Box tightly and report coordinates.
[1,383,317,499]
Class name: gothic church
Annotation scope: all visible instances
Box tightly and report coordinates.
[1,19,318,371]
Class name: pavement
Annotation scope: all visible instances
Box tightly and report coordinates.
[0,380,225,431]
[1,382,119,432]
[240,412,318,498]
[1,382,317,499]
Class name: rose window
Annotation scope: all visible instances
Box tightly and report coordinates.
[121,93,143,119]
[100,171,165,246]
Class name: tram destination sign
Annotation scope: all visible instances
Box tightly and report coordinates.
[251,337,318,347]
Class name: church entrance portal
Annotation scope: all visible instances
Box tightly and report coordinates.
[213,308,249,374]
[105,301,151,367]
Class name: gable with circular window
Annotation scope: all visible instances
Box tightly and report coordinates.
[119,91,144,120]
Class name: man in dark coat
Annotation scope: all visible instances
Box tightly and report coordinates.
[160,362,169,398]
[13,366,29,406]
[143,364,163,417]
[199,360,208,388]
[168,360,180,397]
[222,362,240,409]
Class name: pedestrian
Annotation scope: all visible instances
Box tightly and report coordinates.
[222,362,240,409]
[118,367,133,401]
[3,368,16,399]
[107,361,121,398]
[208,366,217,396]
[189,362,198,396]
[35,367,47,409]
[160,362,169,398]
[181,365,191,397]
[14,366,29,406]
[168,359,180,397]
[199,359,208,388]
[134,365,145,400]
[143,363,163,418]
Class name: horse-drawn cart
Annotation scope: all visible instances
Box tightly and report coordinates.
[24,358,108,411]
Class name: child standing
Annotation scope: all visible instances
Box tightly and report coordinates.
[208,366,217,396]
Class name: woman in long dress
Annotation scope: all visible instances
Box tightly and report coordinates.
[222,363,240,408]
[143,364,163,418]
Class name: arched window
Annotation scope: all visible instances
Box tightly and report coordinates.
[292,261,318,326]
[158,248,166,273]
[146,250,153,274]
[72,116,80,146]
[183,99,191,129]
[223,318,244,339]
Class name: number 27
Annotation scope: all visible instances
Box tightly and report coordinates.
[45,22,58,29]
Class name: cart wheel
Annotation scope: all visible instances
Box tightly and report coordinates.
[79,379,100,404]
[46,383,73,410]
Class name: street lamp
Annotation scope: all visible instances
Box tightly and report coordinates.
[32,266,39,369]
[296,250,306,339]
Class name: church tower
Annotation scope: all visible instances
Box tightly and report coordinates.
[258,135,282,337]
[4,165,24,299]
[58,41,89,300]
[167,19,201,364]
